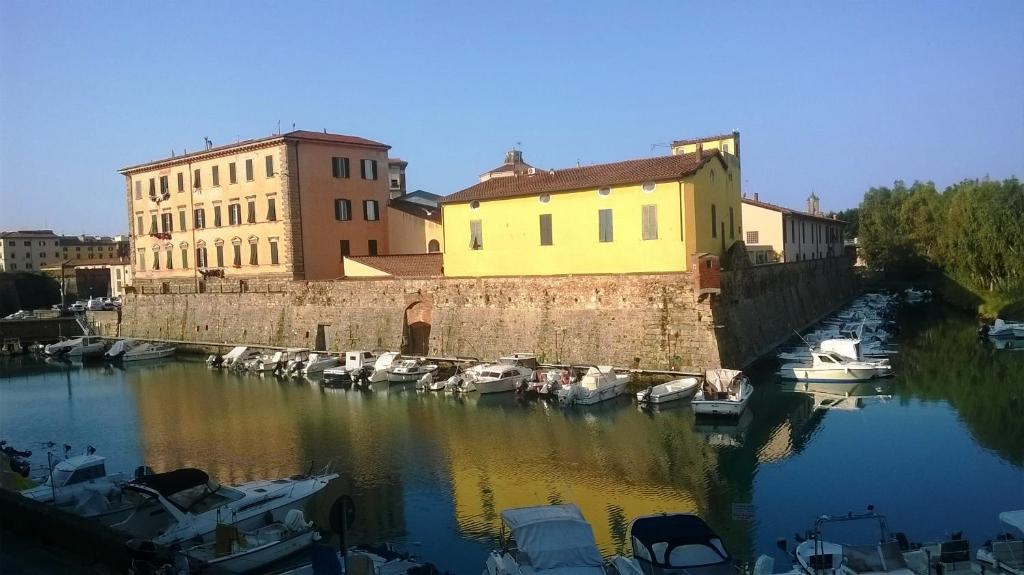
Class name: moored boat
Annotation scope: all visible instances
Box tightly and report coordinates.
[386,358,438,383]
[183,510,315,573]
[105,339,175,362]
[611,512,736,575]
[485,504,605,574]
[44,335,107,358]
[976,510,1024,575]
[692,369,752,416]
[778,350,879,382]
[555,365,630,405]
[637,376,700,406]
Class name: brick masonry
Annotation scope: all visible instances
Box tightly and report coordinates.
[117,258,857,371]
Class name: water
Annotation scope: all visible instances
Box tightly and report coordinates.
[1,304,1022,573]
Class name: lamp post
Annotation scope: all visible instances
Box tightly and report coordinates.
[60,259,72,309]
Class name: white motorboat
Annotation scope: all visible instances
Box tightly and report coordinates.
[21,451,127,512]
[112,467,338,546]
[105,339,175,362]
[386,358,439,383]
[982,319,1024,339]
[976,510,1024,575]
[44,335,106,358]
[461,363,529,394]
[692,369,753,416]
[369,351,402,382]
[555,365,630,405]
[279,541,428,575]
[485,504,606,575]
[209,346,257,368]
[778,350,880,382]
[252,349,301,373]
[300,352,340,376]
[610,513,736,575]
[183,510,315,574]
[636,377,700,405]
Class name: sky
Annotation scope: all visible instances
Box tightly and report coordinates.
[1,1,1022,234]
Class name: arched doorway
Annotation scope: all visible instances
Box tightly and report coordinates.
[403,300,432,356]
[427,239,440,253]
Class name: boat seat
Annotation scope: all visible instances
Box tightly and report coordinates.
[993,540,1024,568]
[938,539,970,564]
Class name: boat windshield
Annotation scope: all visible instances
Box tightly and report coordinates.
[50,462,106,487]
[166,481,244,514]
[842,542,907,573]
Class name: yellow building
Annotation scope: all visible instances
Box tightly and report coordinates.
[441,140,742,277]
[59,234,130,266]
[119,130,392,283]
[0,230,62,272]
[386,198,443,255]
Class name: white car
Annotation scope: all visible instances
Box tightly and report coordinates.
[68,302,86,313]
[86,298,106,311]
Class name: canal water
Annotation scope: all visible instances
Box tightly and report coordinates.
[1,304,1021,573]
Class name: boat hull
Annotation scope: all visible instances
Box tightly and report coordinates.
[203,530,315,573]
[474,376,521,395]
[692,398,749,416]
[559,378,630,405]
[778,365,877,382]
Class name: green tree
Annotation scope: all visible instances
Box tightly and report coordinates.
[898,181,945,265]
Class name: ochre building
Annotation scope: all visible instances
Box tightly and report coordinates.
[441,135,743,277]
[741,193,847,263]
[119,130,392,282]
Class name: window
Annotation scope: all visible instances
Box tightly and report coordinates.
[229,162,237,184]
[729,207,735,239]
[181,248,189,269]
[196,246,208,268]
[641,205,658,240]
[332,157,350,178]
[470,200,480,210]
[214,205,222,227]
[334,199,352,221]
[791,219,795,243]
[428,239,440,253]
[267,198,277,221]
[539,193,551,204]
[361,159,377,180]
[25,262,32,269]
[539,214,553,246]
[161,213,173,233]
[136,215,143,232]
[469,220,483,249]
[134,180,142,200]
[177,172,184,192]
[368,239,378,256]
[193,168,201,189]
[746,231,759,244]
[228,203,241,226]
[269,241,279,265]
[598,187,611,197]
[363,200,379,221]
[783,220,788,243]
[152,250,160,270]
[339,240,350,257]
[178,210,187,232]
[194,208,206,229]
[802,222,806,242]
[711,204,717,238]
[265,155,274,177]
[247,200,256,223]
[148,178,156,198]
[249,240,258,265]
[215,245,224,267]
[116,269,122,279]
[245,159,254,181]
[232,243,242,266]
[166,249,173,269]
[212,165,220,187]
[598,209,613,242]
[159,175,169,195]
[8,263,14,270]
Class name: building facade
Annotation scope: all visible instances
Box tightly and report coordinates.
[119,130,392,283]
[0,230,62,271]
[741,194,847,263]
[387,198,443,254]
[441,141,742,277]
[59,235,130,266]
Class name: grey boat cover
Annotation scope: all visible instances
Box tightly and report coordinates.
[501,504,605,571]
[1001,510,1024,533]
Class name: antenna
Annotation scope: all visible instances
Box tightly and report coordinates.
[650,142,672,152]
[277,120,281,135]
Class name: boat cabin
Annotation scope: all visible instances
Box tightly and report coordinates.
[46,454,109,487]
[479,366,523,380]
[820,339,861,361]
[344,350,375,370]
[812,351,852,366]
[498,354,539,370]
[629,513,734,573]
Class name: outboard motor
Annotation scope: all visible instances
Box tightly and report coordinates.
[639,385,654,405]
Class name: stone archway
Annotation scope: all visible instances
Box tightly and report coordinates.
[403,299,433,356]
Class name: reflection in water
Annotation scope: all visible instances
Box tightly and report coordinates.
[0,304,1021,572]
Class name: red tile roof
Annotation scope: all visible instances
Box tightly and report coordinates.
[388,199,441,223]
[444,150,723,204]
[285,130,389,149]
[741,197,848,224]
[346,253,443,277]
[671,132,738,147]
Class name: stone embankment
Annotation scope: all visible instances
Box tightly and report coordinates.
[114,257,858,371]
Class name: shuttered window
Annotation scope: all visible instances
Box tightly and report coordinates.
[138,248,146,270]
[229,162,237,184]
[249,241,258,265]
[212,165,220,187]
[215,245,224,267]
[711,204,717,237]
[152,251,160,270]
[267,198,277,221]
[361,159,377,180]
[265,155,274,177]
[368,239,378,256]
[134,181,142,200]
[161,213,173,233]
[247,200,256,223]
[194,208,206,229]
[166,250,173,269]
[470,220,483,250]
[641,205,658,240]
[270,241,279,265]
[193,169,201,189]
[245,159,254,181]
[196,247,207,268]
[177,172,184,192]
[149,215,158,235]
[598,209,613,242]
[214,205,222,227]
[228,204,241,226]
[181,248,189,269]
[539,214,553,246]
[232,244,242,266]
[335,199,352,221]
[363,200,379,221]
[178,210,187,231]
[332,157,350,178]
[729,207,735,239]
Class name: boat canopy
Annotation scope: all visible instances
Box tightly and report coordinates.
[629,514,731,568]
[501,504,604,570]
[1000,510,1024,533]
[705,369,744,392]
[131,468,210,497]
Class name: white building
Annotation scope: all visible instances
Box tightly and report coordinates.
[741,194,847,264]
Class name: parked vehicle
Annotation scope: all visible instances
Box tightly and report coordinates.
[86,298,106,311]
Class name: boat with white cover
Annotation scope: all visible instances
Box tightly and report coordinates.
[105,339,175,362]
[44,335,106,358]
[637,377,700,405]
[464,355,538,394]
[183,509,315,573]
[556,365,630,405]
[976,510,1024,575]
[386,358,439,383]
[209,346,258,368]
[981,319,1024,339]
[112,467,337,546]
[521,368,571,396]
[368,351,402,383]
[778,350,880,382]
[485,504,606,575]
[300,352,340,376]
[692,369,753,416]
[611,513,736,575]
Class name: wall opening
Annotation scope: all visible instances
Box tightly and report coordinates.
[402,300,433,356]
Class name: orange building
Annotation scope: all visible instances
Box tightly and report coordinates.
[119,130,392,282]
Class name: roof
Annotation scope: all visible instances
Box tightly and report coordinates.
[130,468,210,497]
[500,504,605,570]
[119,130,389,174]
[481,160,537,177]
[346,253,443,277]
[672,132,738,147]
[445,150,723,204]
[59,235,126,245]
[741,197,848,224]
[0,230,58,238]
[388,199,441,222]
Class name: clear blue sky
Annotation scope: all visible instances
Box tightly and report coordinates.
[1,1,1021,234]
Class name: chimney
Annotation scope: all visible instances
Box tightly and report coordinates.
[754,192,759,201]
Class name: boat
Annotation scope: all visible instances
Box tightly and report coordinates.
[485,504,606,574]
[368,351,402,383]
[521,368,571,396]
[111,467,338,546]
[610,513,736,575]
[981,319,1024,339]
[43,335,107,358]
[778,350,880,382]
[692,369,753,416]
[300,352,340,376]
[21,450,128,514]
[556,365,630,405]
[976,510,1024,575]
[183,509,315,574]
[278,540,430,575]
[465,356,537,394]
[386,358,439,383]
[209,346,258,369]
[252,349,306,374]
[637,377,700,405]
[104,339,175,362]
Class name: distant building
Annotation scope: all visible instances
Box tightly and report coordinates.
[388,158,408,199]
[387,198,443,254]
[441,135,742,277]
[119,130,393,282]
[59,234,129,266]
[479,149,538,182]
[741,193,847,263]
[0,230,62,272]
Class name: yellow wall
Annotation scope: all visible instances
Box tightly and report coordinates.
[671,134,738,157]
[442,180,689,277]
[689,160,743,260]
[740,202,784,260]
[387,207,444,254]
[342,257,391,277]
